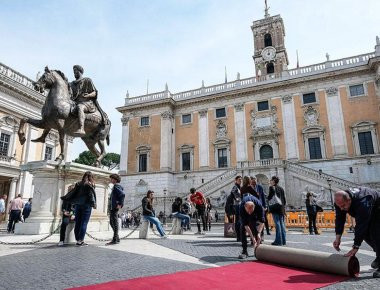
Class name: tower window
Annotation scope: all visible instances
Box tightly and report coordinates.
[266,63,274,74]
[264,33,272,47]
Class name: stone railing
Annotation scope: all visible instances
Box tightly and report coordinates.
[124,52,375,106]
[0,62,35,90]
[0,154,13,164]
[237,158,284,169]
[196,167,237,196]
[130,167,237,213]
[285,161,359,189]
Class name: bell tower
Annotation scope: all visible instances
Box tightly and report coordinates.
[251,1,289,77]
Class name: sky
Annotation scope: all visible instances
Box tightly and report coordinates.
[1,0,380,160]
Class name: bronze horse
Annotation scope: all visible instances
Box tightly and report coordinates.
[17,67,111,166]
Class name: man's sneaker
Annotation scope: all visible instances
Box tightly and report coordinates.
[201,231,206,235]
[238,252,248,259]
[57,241,64,247]
[371,258,379,269]
[373,269,380,278]
[195,231,202,235]
[105,241,117,246]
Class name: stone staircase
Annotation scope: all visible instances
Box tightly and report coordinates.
[285,161,360,189]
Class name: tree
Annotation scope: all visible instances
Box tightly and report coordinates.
[74,150,96,166]
[74,151,120,169]
[102,153,120,170]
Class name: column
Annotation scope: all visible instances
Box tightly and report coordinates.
[234,103,248,162]
[325,87,348,156]
[20,125,39,198]
[281,95,299,160]
[160,111,173,171]
[198,109,209,168]
[119,116,130,173]
[64,135,74,162]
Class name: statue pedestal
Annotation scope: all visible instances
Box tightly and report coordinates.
[15,161,110,235]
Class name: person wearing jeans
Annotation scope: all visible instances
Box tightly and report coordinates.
[142,190,166,237]
[172,197,190,230]
[268,176,287,246]
[106,174,126,246]
[62,171,97,246]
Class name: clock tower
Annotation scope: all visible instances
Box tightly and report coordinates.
[251,2,289,77]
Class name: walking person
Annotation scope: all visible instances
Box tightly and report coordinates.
[106,174,125,245]
[305,191,319,235]
[7,194,24,233]
[62,171,97,246]
[268,176,287,246]
[22,198,32,222]
[190,188,207,234]
[333,188,380,278]
[142,190,166,237]
[58,185,75,246]
[206,198,212,231]
[0,194,7,225]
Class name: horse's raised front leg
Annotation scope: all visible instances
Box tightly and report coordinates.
[18,118,48,145]
[32,128,50,143]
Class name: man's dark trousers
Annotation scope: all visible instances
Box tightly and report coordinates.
[7,210,21,233]
[234,205,241,241]
[364,205,380,260]
[241,221,258,254]
[110,209,119,242]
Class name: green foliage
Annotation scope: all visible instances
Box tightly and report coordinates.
[73,151,120,169]
[74,150,96,166]
[102,152,120,170]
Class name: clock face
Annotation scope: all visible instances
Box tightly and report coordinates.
[261,46,276,61]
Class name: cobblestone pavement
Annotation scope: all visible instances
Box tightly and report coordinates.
[0,226,378,289]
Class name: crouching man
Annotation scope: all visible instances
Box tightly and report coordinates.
[333,188,380,278]
[238,195,265,259]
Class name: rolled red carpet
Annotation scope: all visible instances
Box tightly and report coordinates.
[70,261,349,290]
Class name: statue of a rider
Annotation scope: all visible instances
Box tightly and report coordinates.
[70,65,108,137]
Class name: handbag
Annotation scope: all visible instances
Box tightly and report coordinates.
[268,186,282,212]
[316,205,324,213]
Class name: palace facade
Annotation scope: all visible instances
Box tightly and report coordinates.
[118,11,380,210]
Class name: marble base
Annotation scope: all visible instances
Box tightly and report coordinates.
[15,160,111,235]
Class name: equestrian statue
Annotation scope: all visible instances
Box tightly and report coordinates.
[18,65,111,167]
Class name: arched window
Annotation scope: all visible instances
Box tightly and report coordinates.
[266,63,274,74]
[260,145,273,160]
[264,33,272,47]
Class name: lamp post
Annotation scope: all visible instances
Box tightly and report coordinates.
[327,178,333,210]
[163,188,167,225]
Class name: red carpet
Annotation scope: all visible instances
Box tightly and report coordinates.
[71,261,349,290]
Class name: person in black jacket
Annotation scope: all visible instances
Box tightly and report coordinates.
[333,188,380,278]
[62,171,97,246]
[142,190,166,237]
[268,176,286,246]
[106,174,125,245]
[305,191,319,235]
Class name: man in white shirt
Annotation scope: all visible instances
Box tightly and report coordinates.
[0,194,7,224]
[7,194,24,233]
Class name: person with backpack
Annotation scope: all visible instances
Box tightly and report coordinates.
[22,198,32,222]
